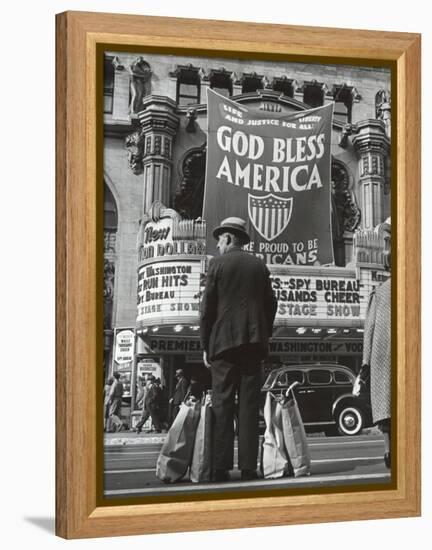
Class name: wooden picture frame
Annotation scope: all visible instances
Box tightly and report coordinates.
[56,11,421,539]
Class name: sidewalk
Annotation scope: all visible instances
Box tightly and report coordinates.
[104,430,167,446]
[104,425,381,446]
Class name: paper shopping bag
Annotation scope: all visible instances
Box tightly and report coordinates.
[190,393,213,483]
[156,399,201,483]
[261,391,292,478]
[281,383,311,478]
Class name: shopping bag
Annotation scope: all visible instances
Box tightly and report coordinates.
[261,391,292,479]
[190,392,213,483]
[156,398,201,483]
[281,382,311,477]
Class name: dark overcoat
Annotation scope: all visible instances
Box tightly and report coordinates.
[200,248,277,360]
[362,278,391,424]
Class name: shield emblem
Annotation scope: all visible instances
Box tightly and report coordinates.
[248,193,293,241]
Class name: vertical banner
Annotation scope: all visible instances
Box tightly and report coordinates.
[203,89,334,265]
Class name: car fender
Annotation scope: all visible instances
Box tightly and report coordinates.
[332,393,362,417]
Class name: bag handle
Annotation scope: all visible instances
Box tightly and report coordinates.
[285,380,300,397]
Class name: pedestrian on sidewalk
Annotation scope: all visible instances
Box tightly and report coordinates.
[169,369,188,425]
[200,217,277,482]
[108,372,126,432]
[104,376,114,432]
[360,218,392,469]
[135,375,163,433]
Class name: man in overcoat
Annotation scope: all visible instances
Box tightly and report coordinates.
[135,375,163,433]
[200,217,277,481]
[108,372,125,432]
[169,369,189,424]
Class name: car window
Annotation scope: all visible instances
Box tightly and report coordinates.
[308,369,332,385]
[276,373,288,386]
[263,370,279,389]
[287,370,304,385]
[334,371,352,384]
[277,371,304,386]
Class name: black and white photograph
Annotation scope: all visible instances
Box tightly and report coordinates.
[102,50,393,499]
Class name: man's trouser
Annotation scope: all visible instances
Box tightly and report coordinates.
[108,397,123,430]
[136,405,163,432]
[211,346,262,471]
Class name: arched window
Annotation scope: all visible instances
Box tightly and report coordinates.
[331,160,361,266]
[174,145,207,219]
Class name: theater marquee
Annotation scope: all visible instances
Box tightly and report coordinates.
[270,266,375,327]
[136,202,207,328]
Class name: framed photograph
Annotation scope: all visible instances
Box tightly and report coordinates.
[56,11,421,539]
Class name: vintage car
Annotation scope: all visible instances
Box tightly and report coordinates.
[260,363,372,436]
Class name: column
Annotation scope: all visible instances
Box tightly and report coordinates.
[125,96,180,215]
[352,119,390,229]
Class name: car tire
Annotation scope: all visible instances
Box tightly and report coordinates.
[336,405,364,436]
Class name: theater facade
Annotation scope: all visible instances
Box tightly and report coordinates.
[103,51,391,426]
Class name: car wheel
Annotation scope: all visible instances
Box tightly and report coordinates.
[336,405,363,436]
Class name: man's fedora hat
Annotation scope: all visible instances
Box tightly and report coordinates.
[212,217,250,244]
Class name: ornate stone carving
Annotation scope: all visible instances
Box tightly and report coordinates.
[125,130,145,175]
[154,135,162,156]
[163,137,171,159]
[338,123,359,148]
[112,56,124,70]
[145,136,152,156]
[352,119,390,229]
[185,108,197,133]
[103,259,115,329]
[353,219,391,269]
[129,57,152,115]
[375,90,391,137]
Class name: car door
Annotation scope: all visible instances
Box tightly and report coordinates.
[302,369,334,424]
[283,370,310,422]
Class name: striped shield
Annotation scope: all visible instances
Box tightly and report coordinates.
[248,193,293,241]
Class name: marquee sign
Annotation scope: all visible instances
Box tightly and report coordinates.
[271,267,375,327]
[143,337,364,356]
[136,203,207,328]
[137,259,203,326]
[203,89,334,266]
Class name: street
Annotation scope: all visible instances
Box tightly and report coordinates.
[104,432,391,498]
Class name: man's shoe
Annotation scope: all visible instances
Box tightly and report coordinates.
[241,469,259,481]
[212,470,230,482]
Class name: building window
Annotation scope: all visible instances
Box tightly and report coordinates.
[104,56,115,114]
[175,66,201,106]
[333,84,353,124]
[209,70,233,98]
[241,73,264,94]
[272,77,294,98]
[303,81,324,108]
